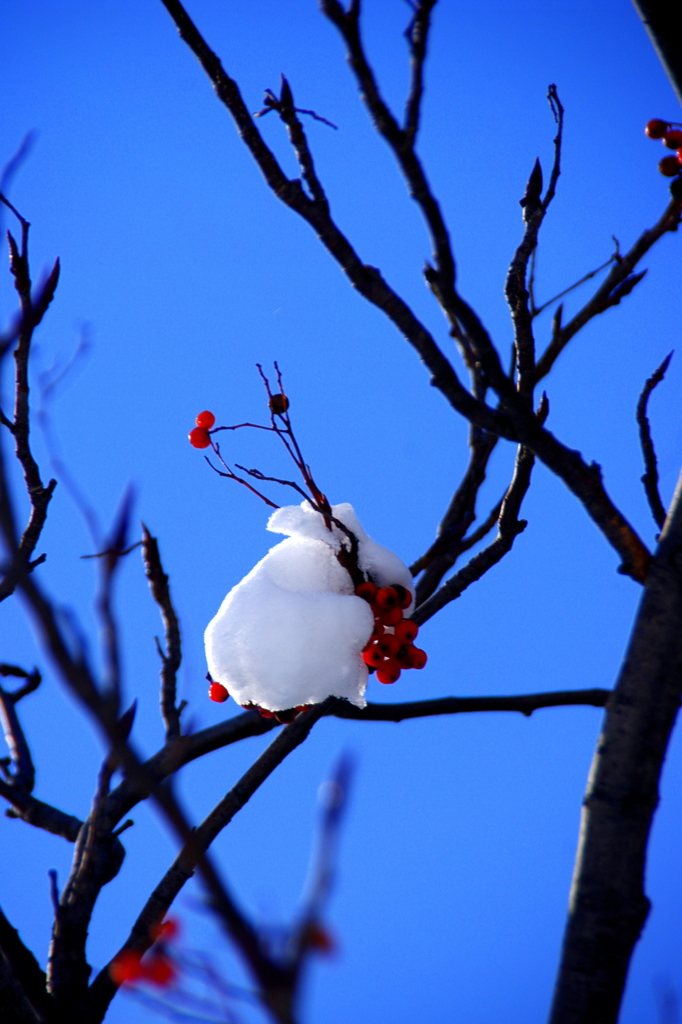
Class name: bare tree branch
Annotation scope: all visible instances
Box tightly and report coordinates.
[94,489,136,711]
[0,666,40,792]
[411,430,498,601]
[0,903,52,1023]
[46,760,126,1018]
[0,781,84,841]
[333,689,611,721]
[88,698,338,1024]
[631,0,682,105]
[531,251,617,319]
[636,351,672,530]
[536,197,682,382]
[158,0,510,444]
[0,193,59,603]
[505,85,564,401]
[549,466,682,1024]
[159,1,653,583]
[142,525,184,740]
[403,0,438,144]
[414,442,535,623]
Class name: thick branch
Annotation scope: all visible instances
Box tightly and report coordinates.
[0,904,52,1023]
[631,0,682,105]
[47,775,126,1017]
[549,467,682,1024]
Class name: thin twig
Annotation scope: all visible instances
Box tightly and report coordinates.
[96,488,135,709]
[536,196,682,381]
[411,431,498,601]
[270,77,329,207]
[333,688,611,720]
[636,352,673,529]
[504,85,564,401]
[288,754,352,976]
[414,442,536,624]
[532,252,616,319]
[403,0,437,143]
[0,779,84,841]
[142,524,183,739]
[0,193,59,603]
[0,674,38,793]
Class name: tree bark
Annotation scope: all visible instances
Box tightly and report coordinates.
[548,468,682,1024]
[631,0,682,106]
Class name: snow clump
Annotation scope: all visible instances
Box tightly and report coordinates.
[204,501,413,712]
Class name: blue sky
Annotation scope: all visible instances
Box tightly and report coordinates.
[1,2,680,1022]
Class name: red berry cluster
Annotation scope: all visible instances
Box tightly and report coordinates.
[188,410,215,449]
[109,918,179,989]
[356,581,427,684]
[645,120,682,195]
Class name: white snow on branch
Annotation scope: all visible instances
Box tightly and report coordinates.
[204,502,413,711]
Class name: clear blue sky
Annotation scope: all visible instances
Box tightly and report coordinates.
[1,2,680,1022]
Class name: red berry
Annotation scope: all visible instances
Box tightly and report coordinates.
[663,129,682,149]
[377,633,401,657]
[150,917,180,942]
[376,663,401,684]
[645,119,669,139]
[109,950,144,985]
[195,410,216,429]
[189,426,211,448]
[363,646,384,667]
[394,645,412,667]
[355,581,378,602]
[394,619,419,644]
[275,708,299,723]
[659,155,681,177]
[378,606,403,627]
[141,953,176,987]
[409,647,428,670]
[677,149,682,166]
[208,682,229,703]
[307,923,335,953]
[374,586,400,611]
[395,585,413,609]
